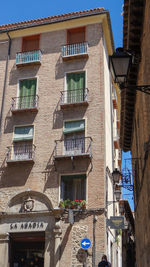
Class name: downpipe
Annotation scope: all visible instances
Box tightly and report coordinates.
[0,32,11,136]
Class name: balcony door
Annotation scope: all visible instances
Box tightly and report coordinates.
[18,79,37,109]
[66,72,85,104]
[63,120,85,156]
[12,126,34,161]
[67,27,85,45]
[22,35,40,52]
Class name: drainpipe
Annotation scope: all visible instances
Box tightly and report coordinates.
[0,32,11,136]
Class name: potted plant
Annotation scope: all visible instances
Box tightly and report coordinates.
[80,200,86,209]
[59,199,71,209]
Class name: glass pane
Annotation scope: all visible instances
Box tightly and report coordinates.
[14,126,34,141]
[64,120,85,134]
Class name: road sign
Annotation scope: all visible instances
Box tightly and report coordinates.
[81,238,91,249]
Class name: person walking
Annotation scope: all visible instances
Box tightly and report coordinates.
[98,254,111,267]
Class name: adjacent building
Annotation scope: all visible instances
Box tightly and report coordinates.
[121,0,150,266]
[0,8,121,266]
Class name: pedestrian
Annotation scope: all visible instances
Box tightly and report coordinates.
[98,254,111,267]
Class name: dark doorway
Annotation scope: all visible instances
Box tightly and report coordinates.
[9,232,45,267]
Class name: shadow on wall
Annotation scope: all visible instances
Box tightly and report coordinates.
[43,148,59,192]
[4,112,37,134]
[9,64,40,86]
[53,99,63,129]
[55,56,88,80]
[0,163,34,187]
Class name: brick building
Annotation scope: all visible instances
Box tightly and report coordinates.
[121,0,150,266]
[0,8,121,266]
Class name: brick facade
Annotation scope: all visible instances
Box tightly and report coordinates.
[0,9,119,267]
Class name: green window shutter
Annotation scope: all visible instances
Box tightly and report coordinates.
[14,126,34,141]
[67,72,85,103]
[67,72,85,90]
[19,79,37,108]
[63,120,85,134]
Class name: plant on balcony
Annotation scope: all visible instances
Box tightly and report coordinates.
[59,199,86,209]
[59,199,71,209]
[80,200,86,209]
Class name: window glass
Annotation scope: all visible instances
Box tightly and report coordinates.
[14,126,34,141]
[63,120,85,134]
[61,174,86,200]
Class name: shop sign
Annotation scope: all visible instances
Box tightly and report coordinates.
[9,221,47,232]
[107,216,124,229]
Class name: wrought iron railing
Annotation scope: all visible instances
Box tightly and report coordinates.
[6,144,36,162]
[16,50,42,65]
[61,42,88,58]
[60,88,88,105]
[54,137,92,158]
[11,95,39,111]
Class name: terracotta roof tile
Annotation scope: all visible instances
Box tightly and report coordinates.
[0,8,105,32]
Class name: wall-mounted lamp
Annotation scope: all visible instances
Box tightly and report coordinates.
[112,168,133,192]
[112,168,121,184]
[110,47,150,95]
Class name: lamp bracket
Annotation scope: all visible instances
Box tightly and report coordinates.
[120,84,150,95]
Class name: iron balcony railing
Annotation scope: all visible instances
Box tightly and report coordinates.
[54,137,92,158]
[60,88,89,105]
[16,49,42,65]
[61,42,88,58]
[6,144,36,162]
[11,95,39,112]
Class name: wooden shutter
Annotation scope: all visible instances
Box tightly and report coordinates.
[22,35,40,52]
[67,27,85,44]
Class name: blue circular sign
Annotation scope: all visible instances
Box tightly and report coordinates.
[81,238,91,249]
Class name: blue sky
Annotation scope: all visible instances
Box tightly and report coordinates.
[0,0,123,48]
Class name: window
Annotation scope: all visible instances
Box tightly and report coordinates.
[66,72,85,103]
[67,27,85,44]
[13,126,34,160]
[63,120,85,155]
[22,35,40,52]
[61,174,86,201]
[14,126,34,141]
[18,79,37,109]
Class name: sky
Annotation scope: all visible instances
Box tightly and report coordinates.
[0,0,123,48]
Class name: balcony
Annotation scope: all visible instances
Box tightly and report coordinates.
[61,42,88,60]
[54,137,92,160]
[11,95,39,113]
[60,88,89,108]
[16,50,42,67]
[6,144,36,164]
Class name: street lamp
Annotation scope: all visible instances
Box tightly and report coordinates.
[114,186,122,201]
[110,47,132,84]
[112,168,121,184]
[110,48,150,94]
